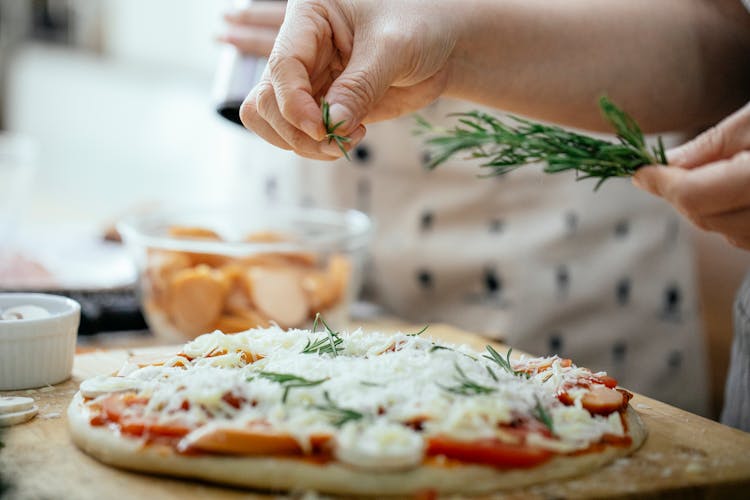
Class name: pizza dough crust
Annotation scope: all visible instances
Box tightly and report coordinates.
[67,393,646,496]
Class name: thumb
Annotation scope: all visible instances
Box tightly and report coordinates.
[668,101,750,168]
[324,41,396,135]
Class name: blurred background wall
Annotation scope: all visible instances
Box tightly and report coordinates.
[0,0,297,234]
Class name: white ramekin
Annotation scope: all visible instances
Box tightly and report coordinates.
[0,293,80,390]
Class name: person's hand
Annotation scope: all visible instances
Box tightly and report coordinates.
[219,2,286,58]
[239,0,459,160]
[633,102,750,249]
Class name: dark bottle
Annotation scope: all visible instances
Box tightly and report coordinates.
[212,0,285,126]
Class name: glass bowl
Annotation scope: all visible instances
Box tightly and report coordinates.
[118,205,372,342]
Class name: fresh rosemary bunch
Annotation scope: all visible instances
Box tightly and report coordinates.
[418,96,667,190]
[321,99,351,160]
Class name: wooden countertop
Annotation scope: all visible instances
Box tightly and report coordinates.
[2,321,750,499]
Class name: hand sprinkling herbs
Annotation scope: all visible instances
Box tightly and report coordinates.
[417,97,667,190]
[322,99,351,160]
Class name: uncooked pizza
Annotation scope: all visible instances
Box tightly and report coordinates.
[68,323,646,496]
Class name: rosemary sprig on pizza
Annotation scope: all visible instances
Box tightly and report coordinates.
[68,325,645,496]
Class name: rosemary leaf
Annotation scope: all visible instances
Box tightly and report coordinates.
[483,346,526,378]
[533,395,555,434]
[301,313,344,356]
[407,325,430,337]
[322,99,351,160]
[314,391,364,427]
[430,345,451,353]
[257,371,327,403]
[318,313,343,357]
[429,344,478,360]
[438,362,497,396]
[418,97,667,190]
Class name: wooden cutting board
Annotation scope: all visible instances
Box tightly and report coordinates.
[2,322,750,499]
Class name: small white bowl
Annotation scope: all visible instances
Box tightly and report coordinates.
[0,293,80,390]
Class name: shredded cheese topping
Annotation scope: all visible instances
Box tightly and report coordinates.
[80,326,627,470]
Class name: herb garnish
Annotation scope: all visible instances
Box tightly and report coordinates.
[256,371,327,403]
[439,362,497,396]
[359,381,384,388]
[407,325,430,337]
[429,344,478,360]
[322,99,351,160]
[533,395,555,434]
[483,346,526,378]
[418,96,667,190]
[314,391,364,427]
[301,313,344,356]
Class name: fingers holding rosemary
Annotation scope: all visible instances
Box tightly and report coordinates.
[633,102,750,249]
[241,83,364,160]
[244,80,353,160]
[238,0,460,160]
[238,0,366,159]
[633,151,750,249]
